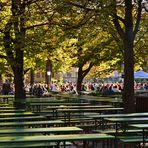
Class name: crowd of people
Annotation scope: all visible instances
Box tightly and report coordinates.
[1,79,148,97]
[26,81,148,97]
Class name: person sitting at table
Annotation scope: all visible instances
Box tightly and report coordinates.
[112,85,121,92]
[36,84,43,97]
[102,85,114,95]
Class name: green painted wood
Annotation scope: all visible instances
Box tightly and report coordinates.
[0,95,14,98]
[130,124,148,129]
[58,107,123,112]
[88,112,148,119]
[0,110,25,113]
[47,105,113,110]
[0,107,15,109]
[0,112,34,117]
[0,104,9,107]
[0,126,83,135]
[93,129,143,134]
[29,102,90,106]
[0,116,45,122]
[105,117,148,123]
[119,137,148,143]
[0,120,64,127]
[0,133,114,143]
[0,141,72,148]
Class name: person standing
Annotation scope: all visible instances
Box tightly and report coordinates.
[2,80,11,95]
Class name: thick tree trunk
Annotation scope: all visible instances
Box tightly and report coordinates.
[12,0,26,109]
[122,0,136,113]
[13,50,26,109]
[123,39,135,113]
[112,0,140,113]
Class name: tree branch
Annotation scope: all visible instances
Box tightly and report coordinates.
[133,0,143,39]
[25,22,49,30]
[66,1,94,11]
[112,14,125,40]
[82,62,94,77]
[0,54,7,59]
[24,68,31,74]
[111,1,125,40]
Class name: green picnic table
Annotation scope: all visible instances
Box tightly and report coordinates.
[28,102,90,112]
[46,104,113,118]
[0,104,9,107]
[26,97,65,103]
[58,107,123,123]
[87,112,148,119]
[0,126,82,135]
[0,95,14,103]
[86,112,148,129]
[0,120,64,127]
[0,106,16,110]
[0,116,46,122]
[0,133,114,148]
[104,117,148,148]
[129,124,148,146]
[0,109,25,113]
[0,112,34,117]
[105,117,148,123]
[86,98,122,107]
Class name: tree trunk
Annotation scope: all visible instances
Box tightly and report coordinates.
[77,70,83,92]
[122,0,136,113]
[45,59,52,86]
[30,69,35,86]
[11,0,26,109]
[123,39,135,113]
[112,0,140,113]
[0,74,2,87]
[76,63,93,92]
[13,50,26,109]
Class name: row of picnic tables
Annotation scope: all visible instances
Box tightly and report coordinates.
[0,96,118,148]
[1,93,148,148]
[86,112,148,147]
